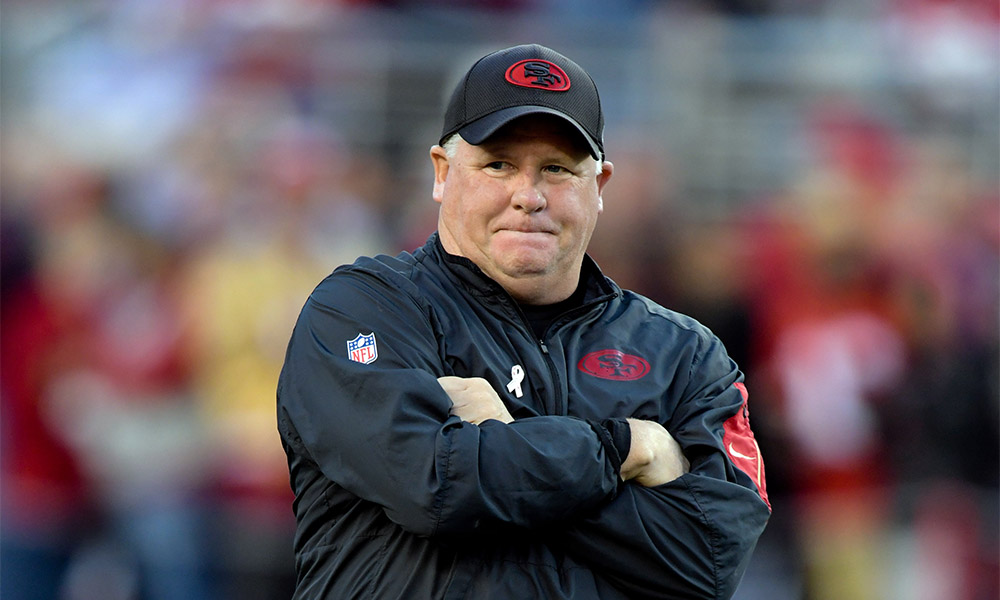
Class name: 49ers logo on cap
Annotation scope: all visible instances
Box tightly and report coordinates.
[505,59,571,91]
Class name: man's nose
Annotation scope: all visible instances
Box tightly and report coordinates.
[511,175,546,213]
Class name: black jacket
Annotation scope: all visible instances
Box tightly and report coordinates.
[277,234,770,599]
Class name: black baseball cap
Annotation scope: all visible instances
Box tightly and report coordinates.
[439,44,605,160]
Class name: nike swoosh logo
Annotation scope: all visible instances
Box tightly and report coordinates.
[728,442,755,461]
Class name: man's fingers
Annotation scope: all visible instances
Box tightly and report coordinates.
[437,375,470,395]
[622,418,688,487]
[437,376,513,424]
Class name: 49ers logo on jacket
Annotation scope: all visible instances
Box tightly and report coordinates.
[347,332,378,364]
[577,349,649,381]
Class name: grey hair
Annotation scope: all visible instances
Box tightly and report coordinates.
[440,133,462,159]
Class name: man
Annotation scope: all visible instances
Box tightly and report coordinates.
[277,43,770,599]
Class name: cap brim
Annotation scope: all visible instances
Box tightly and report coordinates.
[457,106,603,160]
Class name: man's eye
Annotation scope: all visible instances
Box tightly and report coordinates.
[544,165,569,174]
[486,161,507,170]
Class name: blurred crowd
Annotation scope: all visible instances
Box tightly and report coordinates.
[1,1,997,600]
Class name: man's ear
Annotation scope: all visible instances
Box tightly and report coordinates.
[596,160,613,213]
[430,145,450,204]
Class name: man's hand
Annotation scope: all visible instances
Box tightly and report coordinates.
[619,418,690,487]
[438,376,514,425]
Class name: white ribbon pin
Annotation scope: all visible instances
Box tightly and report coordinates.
[506,364,525,398]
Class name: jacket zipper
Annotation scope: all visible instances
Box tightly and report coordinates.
[528,292,618,414]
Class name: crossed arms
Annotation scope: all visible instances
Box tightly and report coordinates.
[438,375,690,486]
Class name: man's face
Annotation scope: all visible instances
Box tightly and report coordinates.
[430,115,613,305]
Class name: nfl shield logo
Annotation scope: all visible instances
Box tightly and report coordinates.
[347,332,378,364]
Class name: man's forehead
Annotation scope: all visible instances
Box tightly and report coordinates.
[476,114,592,157]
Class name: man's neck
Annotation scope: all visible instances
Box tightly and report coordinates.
[518,276,587,339]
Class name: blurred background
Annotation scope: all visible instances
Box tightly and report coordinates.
[1,1,997,599]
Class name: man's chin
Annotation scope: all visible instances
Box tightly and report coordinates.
[495,250,557,278]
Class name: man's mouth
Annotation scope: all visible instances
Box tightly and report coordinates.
[496,224,556,235]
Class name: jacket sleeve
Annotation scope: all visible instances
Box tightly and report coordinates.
[276,266,620,537]
[553,333,771,600]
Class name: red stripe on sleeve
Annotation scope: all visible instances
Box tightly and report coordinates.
[723,382,770,510]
